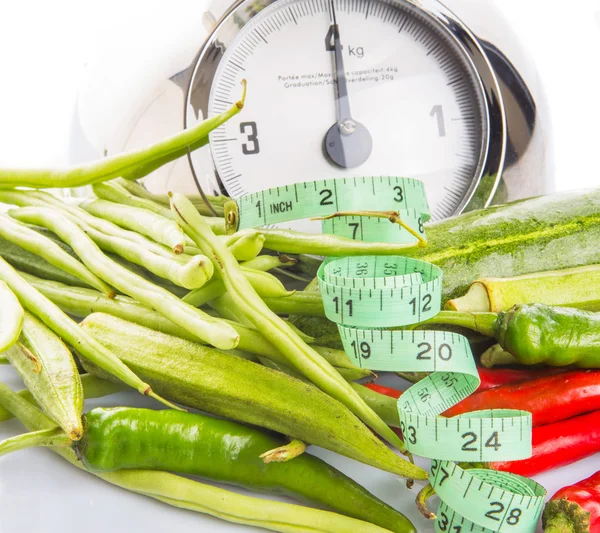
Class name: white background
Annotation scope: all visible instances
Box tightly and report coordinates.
[0,1,599,533]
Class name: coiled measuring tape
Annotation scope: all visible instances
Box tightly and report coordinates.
[226,177,546,532]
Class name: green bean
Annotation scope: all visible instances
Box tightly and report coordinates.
[0,214,115,296]
[0,383,394,533]
[224,230,265,261]
[184,267,292,307]
[93,181,228,235]
[171,193,409,455]
[80,198,186,254]
[263,292,325,316]
[0,90,245,189]
[0,374,127,423]
[0,235,89,287]
[0,189,182,259]
[0,257,177,409]
[9,207,238,349]
[64,214,213,290]
[20,273,283,358]
[261,228,421,256]
[240,254,296,271]
[0,280,23,352]
[5,312,83,440]
[113,177,225,217]
[21,272,326,366]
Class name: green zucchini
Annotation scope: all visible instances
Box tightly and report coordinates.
[406,188,600,302]
[290,188,600,339]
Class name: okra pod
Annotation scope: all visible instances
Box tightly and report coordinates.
[5,312,83,439]
[171,194,409,457]
[0,280,23,352]
[0,382,395,533]
[0,374,127,423]
[447,264,600,313]
[0,257,177,409]
[80,312,426,479]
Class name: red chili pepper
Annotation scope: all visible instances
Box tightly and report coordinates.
[444,370,600,426]
[365,383,402,399]
[475,367,564,391]
[542,471,600,533]
[491,410,600,477]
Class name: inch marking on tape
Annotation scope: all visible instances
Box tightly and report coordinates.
[231,176,545,533]
[227,177,429,244]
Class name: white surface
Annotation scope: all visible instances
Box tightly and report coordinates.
[0,1,599,532]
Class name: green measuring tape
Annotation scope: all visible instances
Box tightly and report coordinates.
[228,177,545,532]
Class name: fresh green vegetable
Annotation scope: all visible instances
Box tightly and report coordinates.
[0,257,176,409]
[403,188,600,302]
[171,193,407,454]
[0,215,115,296]
[80,312,426,479]
[225,230,265,261]
[0,374,127,423]
[262,228,422,256]
[0,406,415,533]
[80,198,186,254]
[113,177,225,216]
[4,312,83,439]
[0,381,396,533]
[63,213,214,290]
[426,304,600,368]
[447,264,600,313]
[23,272,360,377]
[0,234,93,288]
[9,206,238,349]
[0,89,245,189]
[0,280,23,352]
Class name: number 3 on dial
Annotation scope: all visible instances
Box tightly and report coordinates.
[240,121,260,155]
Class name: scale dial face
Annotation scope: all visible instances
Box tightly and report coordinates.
[194,0,490,225]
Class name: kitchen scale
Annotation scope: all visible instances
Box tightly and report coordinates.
[70,0,554,228]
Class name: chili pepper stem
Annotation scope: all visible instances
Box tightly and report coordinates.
[415,483,437,520]
[543,499,590,533]
[445,283,491,312]
[480,344,519,368]
[418,310,498,337]
[260,439,308,463]
[0,427,72,458]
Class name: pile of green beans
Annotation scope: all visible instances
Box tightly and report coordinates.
[0,95,438,532]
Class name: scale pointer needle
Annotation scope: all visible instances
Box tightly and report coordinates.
[324,0,373,168]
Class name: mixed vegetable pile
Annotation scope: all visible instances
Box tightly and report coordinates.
[1,85,600,532]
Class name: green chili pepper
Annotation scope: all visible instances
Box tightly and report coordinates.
[0,86,245,189]
[0,280,23,352]
[423,304,600,368]
[0,382,400,533]
[7,407,408,533]
[80,312,426,479]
